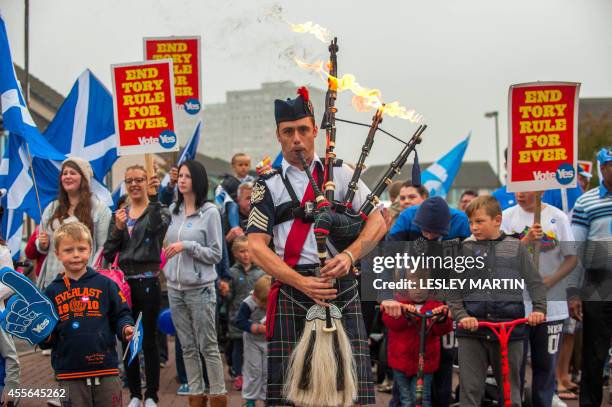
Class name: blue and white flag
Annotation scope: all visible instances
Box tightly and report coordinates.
[35,69,116,207]
[0,134,44,258]
[0,15,64,161]
[125,312,143,366]
[161,120,202,187]
[111,181,126,210]
[421,134,470,198]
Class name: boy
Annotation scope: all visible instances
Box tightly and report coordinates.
[398,181,429,211]
[40,222,134,407]
[234,275,271,407]
[447,195,546,407]
[216,153,255,236]
[225,236,265,390]
[382,270,452,407]
[501,191,578,406]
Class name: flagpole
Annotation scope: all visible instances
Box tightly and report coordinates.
[23,0,44,222]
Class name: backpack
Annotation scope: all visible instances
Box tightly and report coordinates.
[93,252,132,308]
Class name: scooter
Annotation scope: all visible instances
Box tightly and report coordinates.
[459,318,528,407]
[405,307,449,407]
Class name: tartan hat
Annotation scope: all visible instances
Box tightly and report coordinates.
[274,86,314,125]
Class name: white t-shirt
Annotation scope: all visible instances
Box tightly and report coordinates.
[501,204,576,321]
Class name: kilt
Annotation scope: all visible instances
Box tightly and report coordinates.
[267,269,375,406]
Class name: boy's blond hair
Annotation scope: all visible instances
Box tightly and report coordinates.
[465,195,502,219]
[254,275,272,302]
[231,153,251,166]
[231,235,249,254]
[53,221,93,249]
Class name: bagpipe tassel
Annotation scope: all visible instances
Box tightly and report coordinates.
[284,318,358,406]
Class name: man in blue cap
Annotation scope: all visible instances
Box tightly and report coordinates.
[566,146,612,406]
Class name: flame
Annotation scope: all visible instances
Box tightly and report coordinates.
[289,21,331,43]
[294,58,423,122]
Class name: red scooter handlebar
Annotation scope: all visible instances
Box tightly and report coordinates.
[457,317,528,407]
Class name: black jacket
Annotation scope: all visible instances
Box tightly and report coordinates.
[40,268,133,380]
[103,195,170,276]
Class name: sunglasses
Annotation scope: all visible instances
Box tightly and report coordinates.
[125,177,146,185]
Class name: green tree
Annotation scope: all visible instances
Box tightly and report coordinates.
[579,110,611,187]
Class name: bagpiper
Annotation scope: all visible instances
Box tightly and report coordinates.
[247,87,387,406]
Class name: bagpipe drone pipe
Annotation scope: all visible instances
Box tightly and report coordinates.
[316,117,427,254]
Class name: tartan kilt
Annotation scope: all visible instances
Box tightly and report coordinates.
[267,275,375,406]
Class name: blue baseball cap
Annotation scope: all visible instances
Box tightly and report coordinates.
[597,147,612,165]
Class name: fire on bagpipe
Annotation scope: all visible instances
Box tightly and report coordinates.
[283,36,427,407]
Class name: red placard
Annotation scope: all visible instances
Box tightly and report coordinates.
[507,82,580,192]
[111,59,178,156]
[144,36,201,113]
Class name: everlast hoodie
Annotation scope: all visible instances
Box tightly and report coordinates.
[40,267,133,380]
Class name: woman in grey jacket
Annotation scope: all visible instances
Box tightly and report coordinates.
[163,160,227,407]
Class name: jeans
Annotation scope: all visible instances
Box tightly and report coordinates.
[168,285,226,395]
[124,277,161,402]
[393,370,433,407]
[520,320,563,407]
[175,335,208,387]
[231,338,244,376]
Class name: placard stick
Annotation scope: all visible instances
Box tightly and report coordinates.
[533,193,542,272]
[144,154,156,195]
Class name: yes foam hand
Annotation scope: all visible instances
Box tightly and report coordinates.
[0,267,58,345]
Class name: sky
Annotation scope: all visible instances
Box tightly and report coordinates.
[1,0,611,171]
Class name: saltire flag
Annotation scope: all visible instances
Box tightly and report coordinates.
[0,134,45,259]
[124,312,143,366]
[421,134,470,198]
[161,119,202,187]
[111,181,126,210]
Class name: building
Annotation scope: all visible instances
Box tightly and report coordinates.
[361,161,500,207]
[202,81,326,163]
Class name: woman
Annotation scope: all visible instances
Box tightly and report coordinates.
[37,157,111,288]
[164,160,227,407]
[103,165,170,407]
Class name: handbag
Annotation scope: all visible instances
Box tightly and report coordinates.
[93,252,132,308]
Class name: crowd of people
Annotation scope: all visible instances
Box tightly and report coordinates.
[0,87,610,407]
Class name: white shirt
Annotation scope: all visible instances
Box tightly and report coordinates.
[251,154,377,265]
[501,204,576,321]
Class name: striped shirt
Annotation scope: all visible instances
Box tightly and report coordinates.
[571,184,612,242]
[567,183,612,294]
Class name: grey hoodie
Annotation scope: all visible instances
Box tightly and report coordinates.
[163,202,223,290]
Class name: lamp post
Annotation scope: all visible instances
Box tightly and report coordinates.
[485,111,500,181]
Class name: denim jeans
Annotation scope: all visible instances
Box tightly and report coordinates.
[393,370,433,407]
[168,285,226,395]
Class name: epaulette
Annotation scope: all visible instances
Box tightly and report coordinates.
[256,168,279,181]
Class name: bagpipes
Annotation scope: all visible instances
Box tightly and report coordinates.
[284,38,427,407]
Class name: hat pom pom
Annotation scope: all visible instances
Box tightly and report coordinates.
[297,86,310,102]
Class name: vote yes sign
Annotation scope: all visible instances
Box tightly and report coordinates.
[111,59,178,155]
[144,36,201,114]
[507,82,580,192]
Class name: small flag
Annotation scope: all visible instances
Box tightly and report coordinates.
[124,312,143,365]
